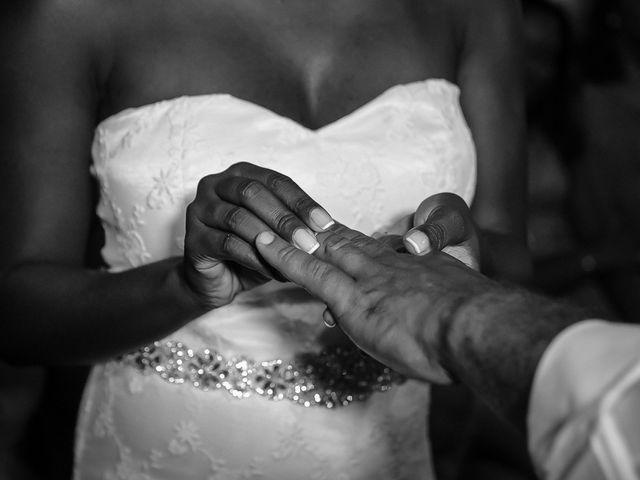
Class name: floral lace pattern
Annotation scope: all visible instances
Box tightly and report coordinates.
[75,79,476,479]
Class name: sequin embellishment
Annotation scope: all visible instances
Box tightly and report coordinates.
[120,341,404,408]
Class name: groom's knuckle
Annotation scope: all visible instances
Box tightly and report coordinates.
[325,235,349,253]
[352,233,372,249]
[277,242,297,261]
[363,297,388,322]
[309,261,332,283]
[279,246,305,270]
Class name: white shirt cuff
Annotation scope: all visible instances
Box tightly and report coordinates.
[527,320,640,480]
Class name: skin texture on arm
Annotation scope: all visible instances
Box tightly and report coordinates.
[455,0,531,282]
[443,286,585,433]
[0,2,209,365]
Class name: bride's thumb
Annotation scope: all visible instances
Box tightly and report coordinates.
[403,193,474,256]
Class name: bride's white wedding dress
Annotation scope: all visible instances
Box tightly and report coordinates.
[74,79,476,480]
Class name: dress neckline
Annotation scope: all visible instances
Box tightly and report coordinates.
[96,78,460,134]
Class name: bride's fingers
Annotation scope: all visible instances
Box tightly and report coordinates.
[196,199,272,244]
[255,231,354,317]
[225,162,335,232]
[325,223,394,258]
[412,192,471,227]
[187,221,274,278]
[403,193,474,255]
[216,175,320,254]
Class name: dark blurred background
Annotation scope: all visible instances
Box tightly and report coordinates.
[2,0,639,478]
[433,1,640,478]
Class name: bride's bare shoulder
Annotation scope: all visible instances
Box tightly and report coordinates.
[0,0,116,34]
[0,0,115,60]
[415,0,521,52]
[0,0,121,95]
[448,0,522,35]
[434,0,523,64]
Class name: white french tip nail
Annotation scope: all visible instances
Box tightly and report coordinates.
[405,236,421,254]
[318,219,335,230]
[405,231,430,255]
[293,228,320,254]
[309,208,335,231]
[323,310,336,328]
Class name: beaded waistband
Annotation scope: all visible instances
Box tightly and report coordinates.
[119,341,404,408]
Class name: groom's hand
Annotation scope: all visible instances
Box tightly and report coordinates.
[255,218,493,384]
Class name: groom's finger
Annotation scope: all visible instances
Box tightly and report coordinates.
[404,193,472,255]
[315,228,387,277]
[326,223,393,258]
[375,234,406,253]
[255,231,355,316]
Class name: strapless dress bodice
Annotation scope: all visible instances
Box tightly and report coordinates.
[74,79,476,480]
[92,79,475,270]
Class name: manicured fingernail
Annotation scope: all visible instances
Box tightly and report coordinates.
[404,230,430,255]
[323,309,336,328]
[309,208,335,231]
[292,228,320,254]
[256,231,275,245]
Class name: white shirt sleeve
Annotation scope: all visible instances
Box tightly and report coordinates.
[528,320,640,480]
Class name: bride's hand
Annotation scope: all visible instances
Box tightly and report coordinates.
[403,193,480,270]
[183,162,334,308]
[372,194,479,268]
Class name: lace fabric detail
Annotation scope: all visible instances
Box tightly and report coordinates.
[120,341,404,408]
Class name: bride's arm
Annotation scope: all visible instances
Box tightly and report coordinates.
[0,3,211,366]
[0,3,334,366]
[455,0,531,283]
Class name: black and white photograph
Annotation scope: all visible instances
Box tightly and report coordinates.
[0,1,638,479]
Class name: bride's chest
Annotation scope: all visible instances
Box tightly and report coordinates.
[99,0,458,128]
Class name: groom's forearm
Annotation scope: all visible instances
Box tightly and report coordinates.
[440,287,585,433]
